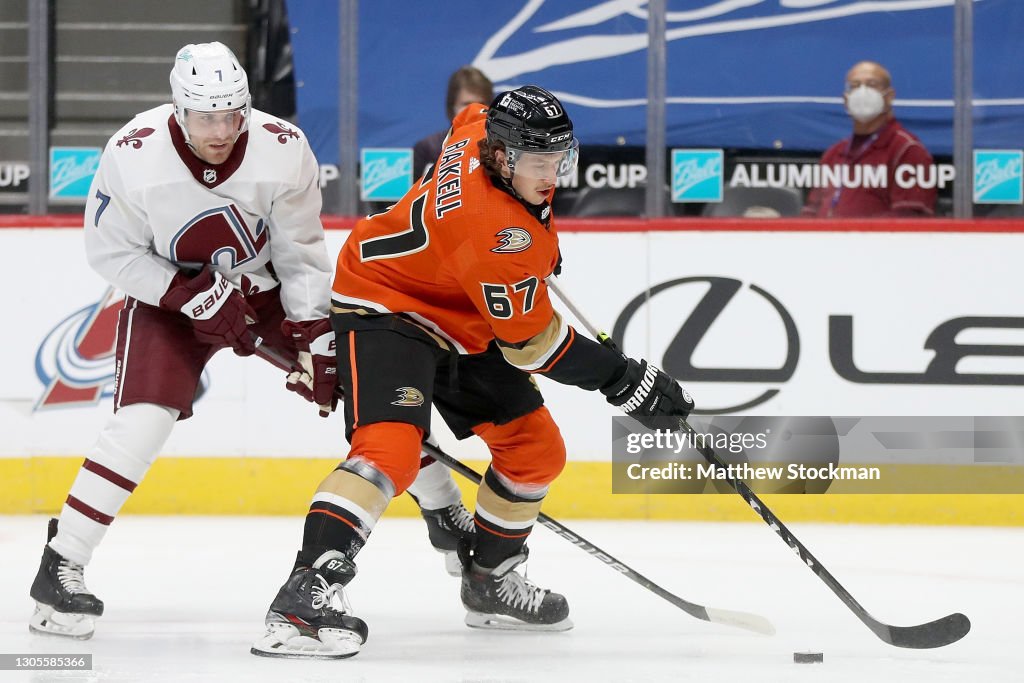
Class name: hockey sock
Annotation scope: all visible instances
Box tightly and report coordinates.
[49,403,179,565]
[406,453,462,511]
[300,457,393,564]
[472,466,546,569]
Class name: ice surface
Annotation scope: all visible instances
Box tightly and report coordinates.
[1,515,1020,682]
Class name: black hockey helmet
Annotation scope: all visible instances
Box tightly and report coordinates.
[486,85,578,179]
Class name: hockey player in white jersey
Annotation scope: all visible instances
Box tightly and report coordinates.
[28,42,473,645]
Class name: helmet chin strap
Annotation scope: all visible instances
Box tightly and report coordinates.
[499,166,528,202]
[496,152,519,192]
[496,149,546,206]
[173,104,191,145]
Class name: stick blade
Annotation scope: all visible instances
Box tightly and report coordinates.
[705,607,776,636]
[880,612,971,649]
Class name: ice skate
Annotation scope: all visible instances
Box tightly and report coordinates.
[251,550,367,659]
[418,499,476,577]
[29,519,104,640]
[461,548,572,632]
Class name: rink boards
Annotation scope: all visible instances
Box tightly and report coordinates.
[2,217,1023,524]
[3,456,1024,526]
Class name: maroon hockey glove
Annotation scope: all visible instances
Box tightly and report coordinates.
[281,318,338,417]
[601,358,694,428]
[159,266,257,356]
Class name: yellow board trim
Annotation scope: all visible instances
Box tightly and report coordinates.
[2,457,1022,526]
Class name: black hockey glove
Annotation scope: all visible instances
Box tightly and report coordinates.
[600,358,694,428]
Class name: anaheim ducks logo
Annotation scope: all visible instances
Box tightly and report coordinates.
[492,227,532,253]
[391,386,425,407]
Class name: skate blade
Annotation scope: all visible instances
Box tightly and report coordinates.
[29,603,95,640]
[250,622,362,659]
[465,610,574,632]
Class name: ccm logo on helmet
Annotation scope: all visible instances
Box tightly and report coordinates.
[492,227,532,254]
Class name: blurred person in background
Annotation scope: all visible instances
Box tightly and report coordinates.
[413,66,494,178]
[802,61,936,218]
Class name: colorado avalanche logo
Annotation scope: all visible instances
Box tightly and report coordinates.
[35,287,209,411]
[491,227,532,254]
[34,288,122,409]
[170,205,268,268]
[263,121,300,144]
[115,127,155,149]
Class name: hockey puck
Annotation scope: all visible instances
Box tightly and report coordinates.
[793,652,824,664]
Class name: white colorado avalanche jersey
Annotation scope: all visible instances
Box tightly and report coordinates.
[83,103,330,323]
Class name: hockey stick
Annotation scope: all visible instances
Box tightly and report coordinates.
[545,277,971,649]
[418,439,774,635]
[252,335,774,636]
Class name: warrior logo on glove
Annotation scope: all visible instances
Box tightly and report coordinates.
[600,358,694,429]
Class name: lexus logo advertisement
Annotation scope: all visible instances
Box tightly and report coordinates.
[33,278,1024,414]
[612,277,1024,414]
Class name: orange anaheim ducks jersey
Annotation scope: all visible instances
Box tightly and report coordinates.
[333,105,563,359]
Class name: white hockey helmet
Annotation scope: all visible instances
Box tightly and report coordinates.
[169,42,251,144]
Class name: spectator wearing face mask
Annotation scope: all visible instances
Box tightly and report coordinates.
[802,61,936,218]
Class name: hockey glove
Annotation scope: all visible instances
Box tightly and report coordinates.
[159,266,257,356]
[600,358,694,428]
[281,318,338,417]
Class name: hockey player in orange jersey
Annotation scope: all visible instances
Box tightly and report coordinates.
[252,86,695,659]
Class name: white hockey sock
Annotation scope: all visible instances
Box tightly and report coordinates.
[49,403,179,566]
[406,447,462,511]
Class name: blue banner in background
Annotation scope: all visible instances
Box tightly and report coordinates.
[288,0,340,163]
[287,0,1023,165]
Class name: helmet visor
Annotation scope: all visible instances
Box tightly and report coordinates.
[183,107,246,137]
[506,139,579,180]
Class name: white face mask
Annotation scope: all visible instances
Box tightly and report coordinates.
[845,85,886,123]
